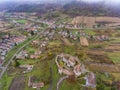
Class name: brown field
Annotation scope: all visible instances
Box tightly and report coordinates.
[61,38,73,46]
[9,76,25,90]
[105,44,120,52]
[86,50,113,64]
[85,63,120,73]
[72,16,120,28]
[80,37,89,47]
[7,67,25,75]
[115,34,120,37]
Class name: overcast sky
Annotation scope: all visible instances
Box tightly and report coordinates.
[0,0,120,3]
[83,0,120,3]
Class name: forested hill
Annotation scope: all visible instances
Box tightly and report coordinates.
[62,1,120,17]
[0,1,120,17]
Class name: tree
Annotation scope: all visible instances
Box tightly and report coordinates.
[31,31,35,36]
[111,86,117,90]
[96,83,105,90]
[76,50,86,62]
[12,60,20,67]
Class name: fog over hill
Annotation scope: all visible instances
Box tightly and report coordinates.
[0,0,120,4]
[0,0,120,17]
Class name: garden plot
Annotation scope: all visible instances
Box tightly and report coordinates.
[7,67,25,76]
[80,37,89,47]
[105,44,120,52]
[107,52,120,64]
[61,38,73,46]
[9,76,25,90]
[115,33,120,37]
[86,50,113,64]
[85,63,120,73]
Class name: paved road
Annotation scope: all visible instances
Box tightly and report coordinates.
[57,76,68,90]
[0,35,38,79]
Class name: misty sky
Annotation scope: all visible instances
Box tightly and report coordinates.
[0,0,120,3]
[83,0,120,3]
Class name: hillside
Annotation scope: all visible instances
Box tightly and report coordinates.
[62,1,120,17]
[0,1,120,17]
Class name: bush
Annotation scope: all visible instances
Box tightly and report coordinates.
[12,60,20,67]
[76,51,87,62]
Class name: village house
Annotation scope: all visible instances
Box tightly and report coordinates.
[19,64,33,73]
[92,35,109,41]
[85,72,96,88]
[30,55,39,59]
[56,54,86,77]
[0,35,27,62]
[40,41,48,48]
[13,36,26,45]
[28,76,44,89]
[56,54,96,88]
[16,50,28,59]
[31,40,39,45]
[73,64,82,76]
[30,50,41,59]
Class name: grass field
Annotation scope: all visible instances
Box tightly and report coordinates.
[16,19,27,24]
[107,52,120,64]
[25,46,37,54]
[18,59,39,65]
[0,72,14,90]
[84,29,96,36]
[111,73,120,81]
[60,80,84,90]
[8,18,28,24]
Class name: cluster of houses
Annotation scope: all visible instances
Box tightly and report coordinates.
[24,23,39,33]
[43,29,55,40]
[0,20,10,29]
[16,50,28,60]
[58,30,79,40]
[58,30,89,46]
[28,76,44,89]
[55,53,96,88]
[12,20,39,33]
[19,64,34,73]
[40,19,56,28]
[6,12,37,19]
[30,51,42,59]
[0,34,26,66]
[91,35,109,41]
[16,48,42,60]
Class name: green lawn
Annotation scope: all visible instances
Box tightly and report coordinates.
[107,52,120,64]
[25,45,38,55]
[8,18,28,24]
[51,60,61,90]
[16,19,27,24]
[0,72,14,90]
[60,80,84,90]
[63,45,76,56]
[110,37,120,43]
[111,73,120,81]
[84,29,96,36]
[18,59,38,65]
